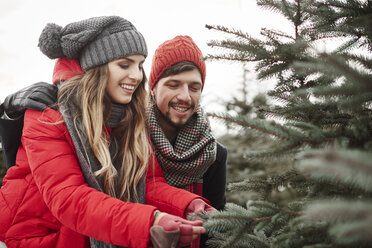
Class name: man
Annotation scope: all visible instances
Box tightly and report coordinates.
[147,36,227,213]
[145,36,227,248]
[1,35,227,247]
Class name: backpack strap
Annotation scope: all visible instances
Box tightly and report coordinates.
[0,104,24,169]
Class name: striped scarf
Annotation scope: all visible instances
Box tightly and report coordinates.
[146,98,217,189]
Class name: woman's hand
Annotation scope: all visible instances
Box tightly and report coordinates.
[151,211,205,247]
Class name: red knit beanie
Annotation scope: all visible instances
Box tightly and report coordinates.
[149,35,206,90]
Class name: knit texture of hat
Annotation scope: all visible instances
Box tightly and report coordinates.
[38,16,147,71]
[149,35,206,90]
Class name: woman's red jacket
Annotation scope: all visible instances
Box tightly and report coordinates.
[0,108,202,248]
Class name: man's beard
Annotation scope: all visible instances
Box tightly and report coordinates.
[154,100,196,129]
[155,105,185,129]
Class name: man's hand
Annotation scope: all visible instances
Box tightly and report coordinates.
[185,198,217,221]
[3,82,58,119]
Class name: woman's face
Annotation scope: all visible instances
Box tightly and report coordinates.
[106,55,145,104]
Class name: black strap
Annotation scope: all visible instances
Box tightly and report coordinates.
[0,104,24,169]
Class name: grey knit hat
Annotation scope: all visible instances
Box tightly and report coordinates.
[38,16,148,71]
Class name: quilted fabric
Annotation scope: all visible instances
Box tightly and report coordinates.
[0,108,201,248]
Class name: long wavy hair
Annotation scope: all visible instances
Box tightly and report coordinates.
[57,64,150,202]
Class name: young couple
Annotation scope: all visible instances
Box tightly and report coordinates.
[0,15,227,248]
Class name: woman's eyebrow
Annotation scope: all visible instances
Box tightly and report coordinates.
[119,58,145,64]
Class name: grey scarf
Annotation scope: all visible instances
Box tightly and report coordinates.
[60,99,145,248]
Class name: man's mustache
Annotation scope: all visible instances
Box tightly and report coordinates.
[168,101,195,109]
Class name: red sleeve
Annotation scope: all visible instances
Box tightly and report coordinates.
[145,153,209,217]
[22,108,156,248]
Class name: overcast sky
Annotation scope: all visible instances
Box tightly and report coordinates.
[0,0,287,135]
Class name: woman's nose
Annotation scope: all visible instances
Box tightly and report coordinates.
[129,67,142,82]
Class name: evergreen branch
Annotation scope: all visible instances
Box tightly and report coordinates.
[334,36,363,53]
[267,91,296,104]
[320,53,372,89]
[289,121,326,143]
[339,92,372,109]
[268,171,300,187]
[227,178,268,193]
[304,200,372,245]
[312,83,360,97]
[304,29,352,40]
[271,102,356,127]
[257,61,290,80]
[260,29,285,47]
[209,112,339,147]
[245,140,301,160]
[228,170,309,202]
[207,36,298,67]
[258,0,298,27]
[203,202,303,238]
[259,108,291,122]
[261,103,352,129]
[205,24,252,40]
[205,0,372,246]
[329,219,372,246]
[206,232,270,248]
[206,37,281,64]
[294,83,352,98]
[207,39,263,55]
[207,113,288,139]
[293,53,372,93]
[204,54,261,63]
[317,1,366,12]
[257,0,290,15]
[347,53,372,70]
[247,200,281,215]
[224,225,247,248]
[288,201,306,212]
[252,210,303,223]
[261,28,295,41]
[297,149,372,192]
[294,0,301,38]
[273,217,332,247]
[304,0,372,49]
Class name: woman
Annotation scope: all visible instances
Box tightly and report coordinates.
[0,16,210,248]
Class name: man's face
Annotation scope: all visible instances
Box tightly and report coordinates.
[152,69,202,128]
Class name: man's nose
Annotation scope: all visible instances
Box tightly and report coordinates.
[177,85,191,102]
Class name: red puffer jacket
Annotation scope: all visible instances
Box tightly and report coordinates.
[0,108,201,248]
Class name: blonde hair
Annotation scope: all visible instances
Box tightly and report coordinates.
[58,64,150,202]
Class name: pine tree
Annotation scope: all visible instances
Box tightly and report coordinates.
[217,68,296,207]
[217,68,271,206]
[202,0,372,247]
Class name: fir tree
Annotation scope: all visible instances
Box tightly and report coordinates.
[202,0,372,247]
[217,68,275,206]
[217,68,298,207]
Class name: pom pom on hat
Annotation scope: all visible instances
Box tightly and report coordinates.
[149,35,206,90]
[38,23,64,59]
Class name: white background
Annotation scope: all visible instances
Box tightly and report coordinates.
[0,0,288,136]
